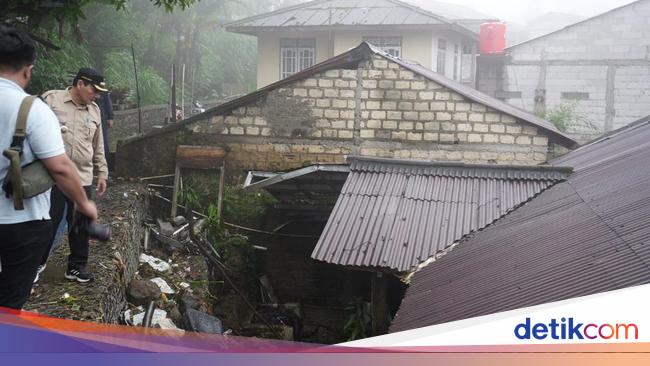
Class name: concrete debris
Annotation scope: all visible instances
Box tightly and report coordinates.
[183,308,223,334]
[132,309,180,330]
[124,309,132,324]
[178,292,201,314]
[139,253,171,272]
[156,218,175,236]
[172,216,188,227]
[150,226,185,251]
[127,279,162,306]
[150,277,175,294]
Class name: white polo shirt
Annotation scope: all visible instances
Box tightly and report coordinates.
[0,77,65,223]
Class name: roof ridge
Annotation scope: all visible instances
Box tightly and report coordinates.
[348,155,574,173]
[383,0,453,24]
[225,0,460,28]
[507,0,646,50]
[224,0,329,27]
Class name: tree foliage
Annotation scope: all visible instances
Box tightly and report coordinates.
[9,0,303,106]
[27,31,94,95]
[537,102,601,134]
[3,0,197,28]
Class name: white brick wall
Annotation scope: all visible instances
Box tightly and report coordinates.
[482,0,650,141]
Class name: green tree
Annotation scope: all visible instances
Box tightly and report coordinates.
[27,30,94,95]
[3,0,197,28]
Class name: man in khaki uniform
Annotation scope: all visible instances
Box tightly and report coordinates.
[38,68,108,283]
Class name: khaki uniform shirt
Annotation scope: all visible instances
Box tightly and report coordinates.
[42,88,108,186]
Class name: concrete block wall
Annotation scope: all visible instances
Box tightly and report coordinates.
[478,0,650,142]
[613,66,650,130]
[189,54,552,172]
[511,1,650,62]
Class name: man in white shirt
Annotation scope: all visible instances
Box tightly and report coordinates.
[0,26,97,310]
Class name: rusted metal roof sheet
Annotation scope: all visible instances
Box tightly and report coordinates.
[391,116,650,332]
[311,156,572,272]
[243,164,349,205]
[226,0,449,31]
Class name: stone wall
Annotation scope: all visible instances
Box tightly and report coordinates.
[118,53,559,178]
[101,184,146,323]
[477,0,650,142]
[191,56,549,170]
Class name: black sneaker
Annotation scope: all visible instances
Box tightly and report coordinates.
[65,268,94,283]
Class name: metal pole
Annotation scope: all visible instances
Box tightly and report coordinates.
[190,68,195,114]
[171,164,181,218]
[171,64,176,122]
[181,63,185,120]
[217,164,225,223]
[131,43,142,134]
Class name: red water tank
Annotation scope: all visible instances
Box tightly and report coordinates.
[480,22,506,54]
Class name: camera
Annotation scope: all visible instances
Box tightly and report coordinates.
[74,212,111,242]
[87,220,111,242]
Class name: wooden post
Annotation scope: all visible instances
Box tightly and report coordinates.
[371,272,388,335]
[181,63,185,120]
[170,164,181,218]
[172,146,226,219]
[170,64,176,122]
[217,164,225,223]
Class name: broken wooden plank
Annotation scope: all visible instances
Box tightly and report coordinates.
[176,145,226,170]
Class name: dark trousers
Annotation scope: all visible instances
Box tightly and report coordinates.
[101,120,111,170]
[41,185,93,270]
[0,220,52,310]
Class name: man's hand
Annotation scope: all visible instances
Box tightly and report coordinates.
[96,178,107,197]
[76,200,98,221]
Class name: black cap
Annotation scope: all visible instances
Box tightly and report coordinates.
[75,67,108,92]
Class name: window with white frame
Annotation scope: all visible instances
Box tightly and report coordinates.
[461,44,474,83]
[280,38,315,79]
[363,37,402,58]
[437,38,447,75]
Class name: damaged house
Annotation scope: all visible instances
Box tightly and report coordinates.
[242,155,571,338]
[391,115,650,333]
[117,41,577,341]
[118,41,576,179]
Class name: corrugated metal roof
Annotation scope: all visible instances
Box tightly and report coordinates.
[390,116,650,333]
[226,0,451,30]
[243,165,349,205]
[311,156,572,272]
